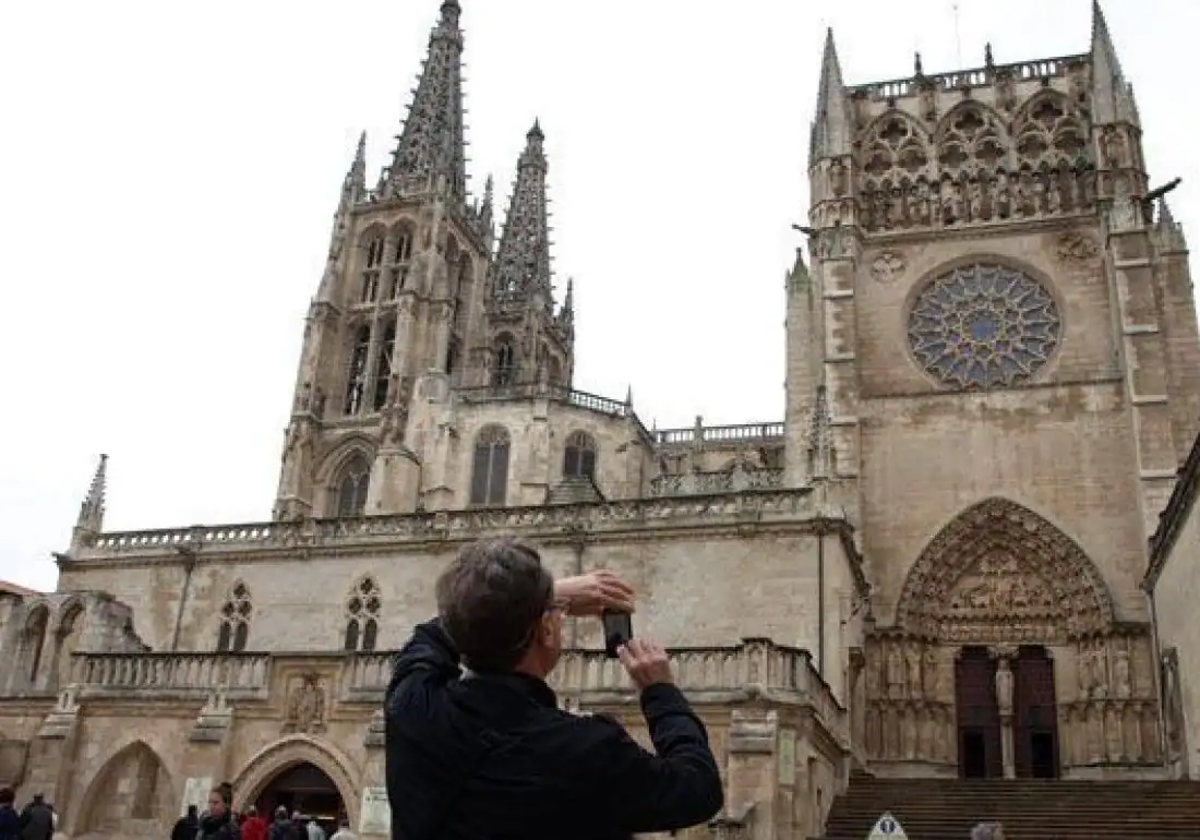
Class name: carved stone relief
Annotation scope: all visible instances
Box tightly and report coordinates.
[1056,231,1100,264]
[283,673,327,735]
[863,635,954,764]
[870,251,905,284]
[896,498,1113,643]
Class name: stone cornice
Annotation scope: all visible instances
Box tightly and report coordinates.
[68,489,829,564]
[1144,429,1200,590]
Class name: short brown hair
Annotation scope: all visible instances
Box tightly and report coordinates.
[0,786,13,806]
[436,537,554,672]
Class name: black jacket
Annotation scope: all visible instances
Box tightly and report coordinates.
[385,619,724,840]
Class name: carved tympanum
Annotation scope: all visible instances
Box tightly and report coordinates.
[897,498,1113,643]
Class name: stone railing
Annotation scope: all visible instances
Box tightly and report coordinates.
[72,652,272,699]
[79,487,816,560]
[850,53,1086,101]
[650,468,784,497]
[343,640,847,745]
[652,420,784,448]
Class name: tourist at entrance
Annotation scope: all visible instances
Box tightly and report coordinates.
[241,806,267,840]
[17,794,51,840]
[171,805,199,840]
[198,787,240,840]
[305,815,325,840]
[269,807,297,840]
[0,787,20,840]
[386,536,724,840]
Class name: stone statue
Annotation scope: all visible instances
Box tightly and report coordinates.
[1113,645,1132,699]
[886,644,905,697]
[905,643,922,697]
[922,648,941,699]
[995,658,1014,716]
[285,674,327,734]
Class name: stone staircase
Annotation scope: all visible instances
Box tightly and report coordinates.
[544,476,603,505]
[821,775,1200,840]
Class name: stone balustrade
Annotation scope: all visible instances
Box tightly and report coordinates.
[68,640,846,743]
[650,468,784,497]
[77,487,817,561]
[850,53,1085,101]
[72,652,272,700]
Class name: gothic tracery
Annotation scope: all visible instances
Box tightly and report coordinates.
[856,91,1095,234]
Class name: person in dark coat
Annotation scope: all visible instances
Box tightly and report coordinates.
[172,805,200,840]
[385,537,724,840]
[18,794,52,840]
[0,788,20,840]
[197,788,239,840]
[268,807,297,840]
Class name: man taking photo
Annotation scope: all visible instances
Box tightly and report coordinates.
[385,537,724,840]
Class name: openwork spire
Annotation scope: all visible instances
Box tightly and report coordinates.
[387,0,467,202]
[77,454,108,533]
[489,121,553,311]
[1090,0,1138,126]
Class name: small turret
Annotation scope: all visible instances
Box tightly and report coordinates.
[71,454,108,551]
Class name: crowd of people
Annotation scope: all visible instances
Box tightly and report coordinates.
[170,786,356,840]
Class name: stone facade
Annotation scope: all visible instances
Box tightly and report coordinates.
[2,2,1197,840]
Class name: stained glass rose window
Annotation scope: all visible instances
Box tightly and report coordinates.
[908,264,1061,389]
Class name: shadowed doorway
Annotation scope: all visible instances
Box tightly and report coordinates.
[257,762,345,833]
[956,646,1002,778]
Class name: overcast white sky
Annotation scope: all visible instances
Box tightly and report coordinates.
[0,0,1195,591]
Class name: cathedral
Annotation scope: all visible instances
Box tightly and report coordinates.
[4,1,1200,838]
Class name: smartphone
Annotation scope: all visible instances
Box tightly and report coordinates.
[602,611,633,659]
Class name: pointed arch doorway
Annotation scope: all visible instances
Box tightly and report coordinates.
[876,497,1117,780]
[256,763,345,833]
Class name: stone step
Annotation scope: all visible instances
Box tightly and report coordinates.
[820,778,1200,840]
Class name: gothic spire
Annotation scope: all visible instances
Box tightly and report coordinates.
[810,29,853,165]
[1156,199,1188,252]
[1090,0,1138,126]
[387,0,468,202]
[489,120,553,310]
[318,133,367,301]
[77,454,108,534]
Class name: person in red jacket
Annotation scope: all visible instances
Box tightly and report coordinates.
[241,807,268,840]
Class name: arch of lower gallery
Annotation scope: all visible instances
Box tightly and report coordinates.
[70,740,174,838]
[231,735,359,827]
[860,497,1162,780]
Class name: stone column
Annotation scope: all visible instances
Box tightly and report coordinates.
[991,646,1016,779]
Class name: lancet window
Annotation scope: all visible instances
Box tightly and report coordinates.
[389,224,415,298]
[335,454,371,518]
[361,234,385,303]
[373,321,397,411]
[216,582,252,653]
[563,431,597,479]
[344,325,371,415]
[470,425,511,507]
[494,339,516,387]
[344,576,381,652]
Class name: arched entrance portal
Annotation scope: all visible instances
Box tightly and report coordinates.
[862,498,1134,779]
[257,763,345,833]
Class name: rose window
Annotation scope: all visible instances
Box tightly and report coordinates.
[907,264,1061,390]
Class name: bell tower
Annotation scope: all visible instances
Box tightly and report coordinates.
[273,0,496,521]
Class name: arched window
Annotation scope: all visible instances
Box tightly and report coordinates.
[373,321,397,411]
[344,325,371,415]
[470,425,511,507]
[361,234,385,302]
[23,606,49,683]
[336,454,372,518]
[390,224,414,297]
[344,576,382,652]
[563,431,598,479]
[494,339,516,387]
[217,581,252,653]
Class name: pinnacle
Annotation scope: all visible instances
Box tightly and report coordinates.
[528,118,544,141]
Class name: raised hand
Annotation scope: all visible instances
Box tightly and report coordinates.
[554,570,636,617]
[617,638,673,690]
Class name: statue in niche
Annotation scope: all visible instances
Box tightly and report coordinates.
[886,644,905,698]
[905,643,922,696]
[995,658,1014,716]
[922,648,941,699]
[1090,642,1110,698]
[914,181,933,226]
[284,673,327,735]
[829,158,847,197]
[968,179,984,222]
[1112,644,1132,699]
[866,655,881,698]
[1162,648,1186,754]
[1102,127,1129,169]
